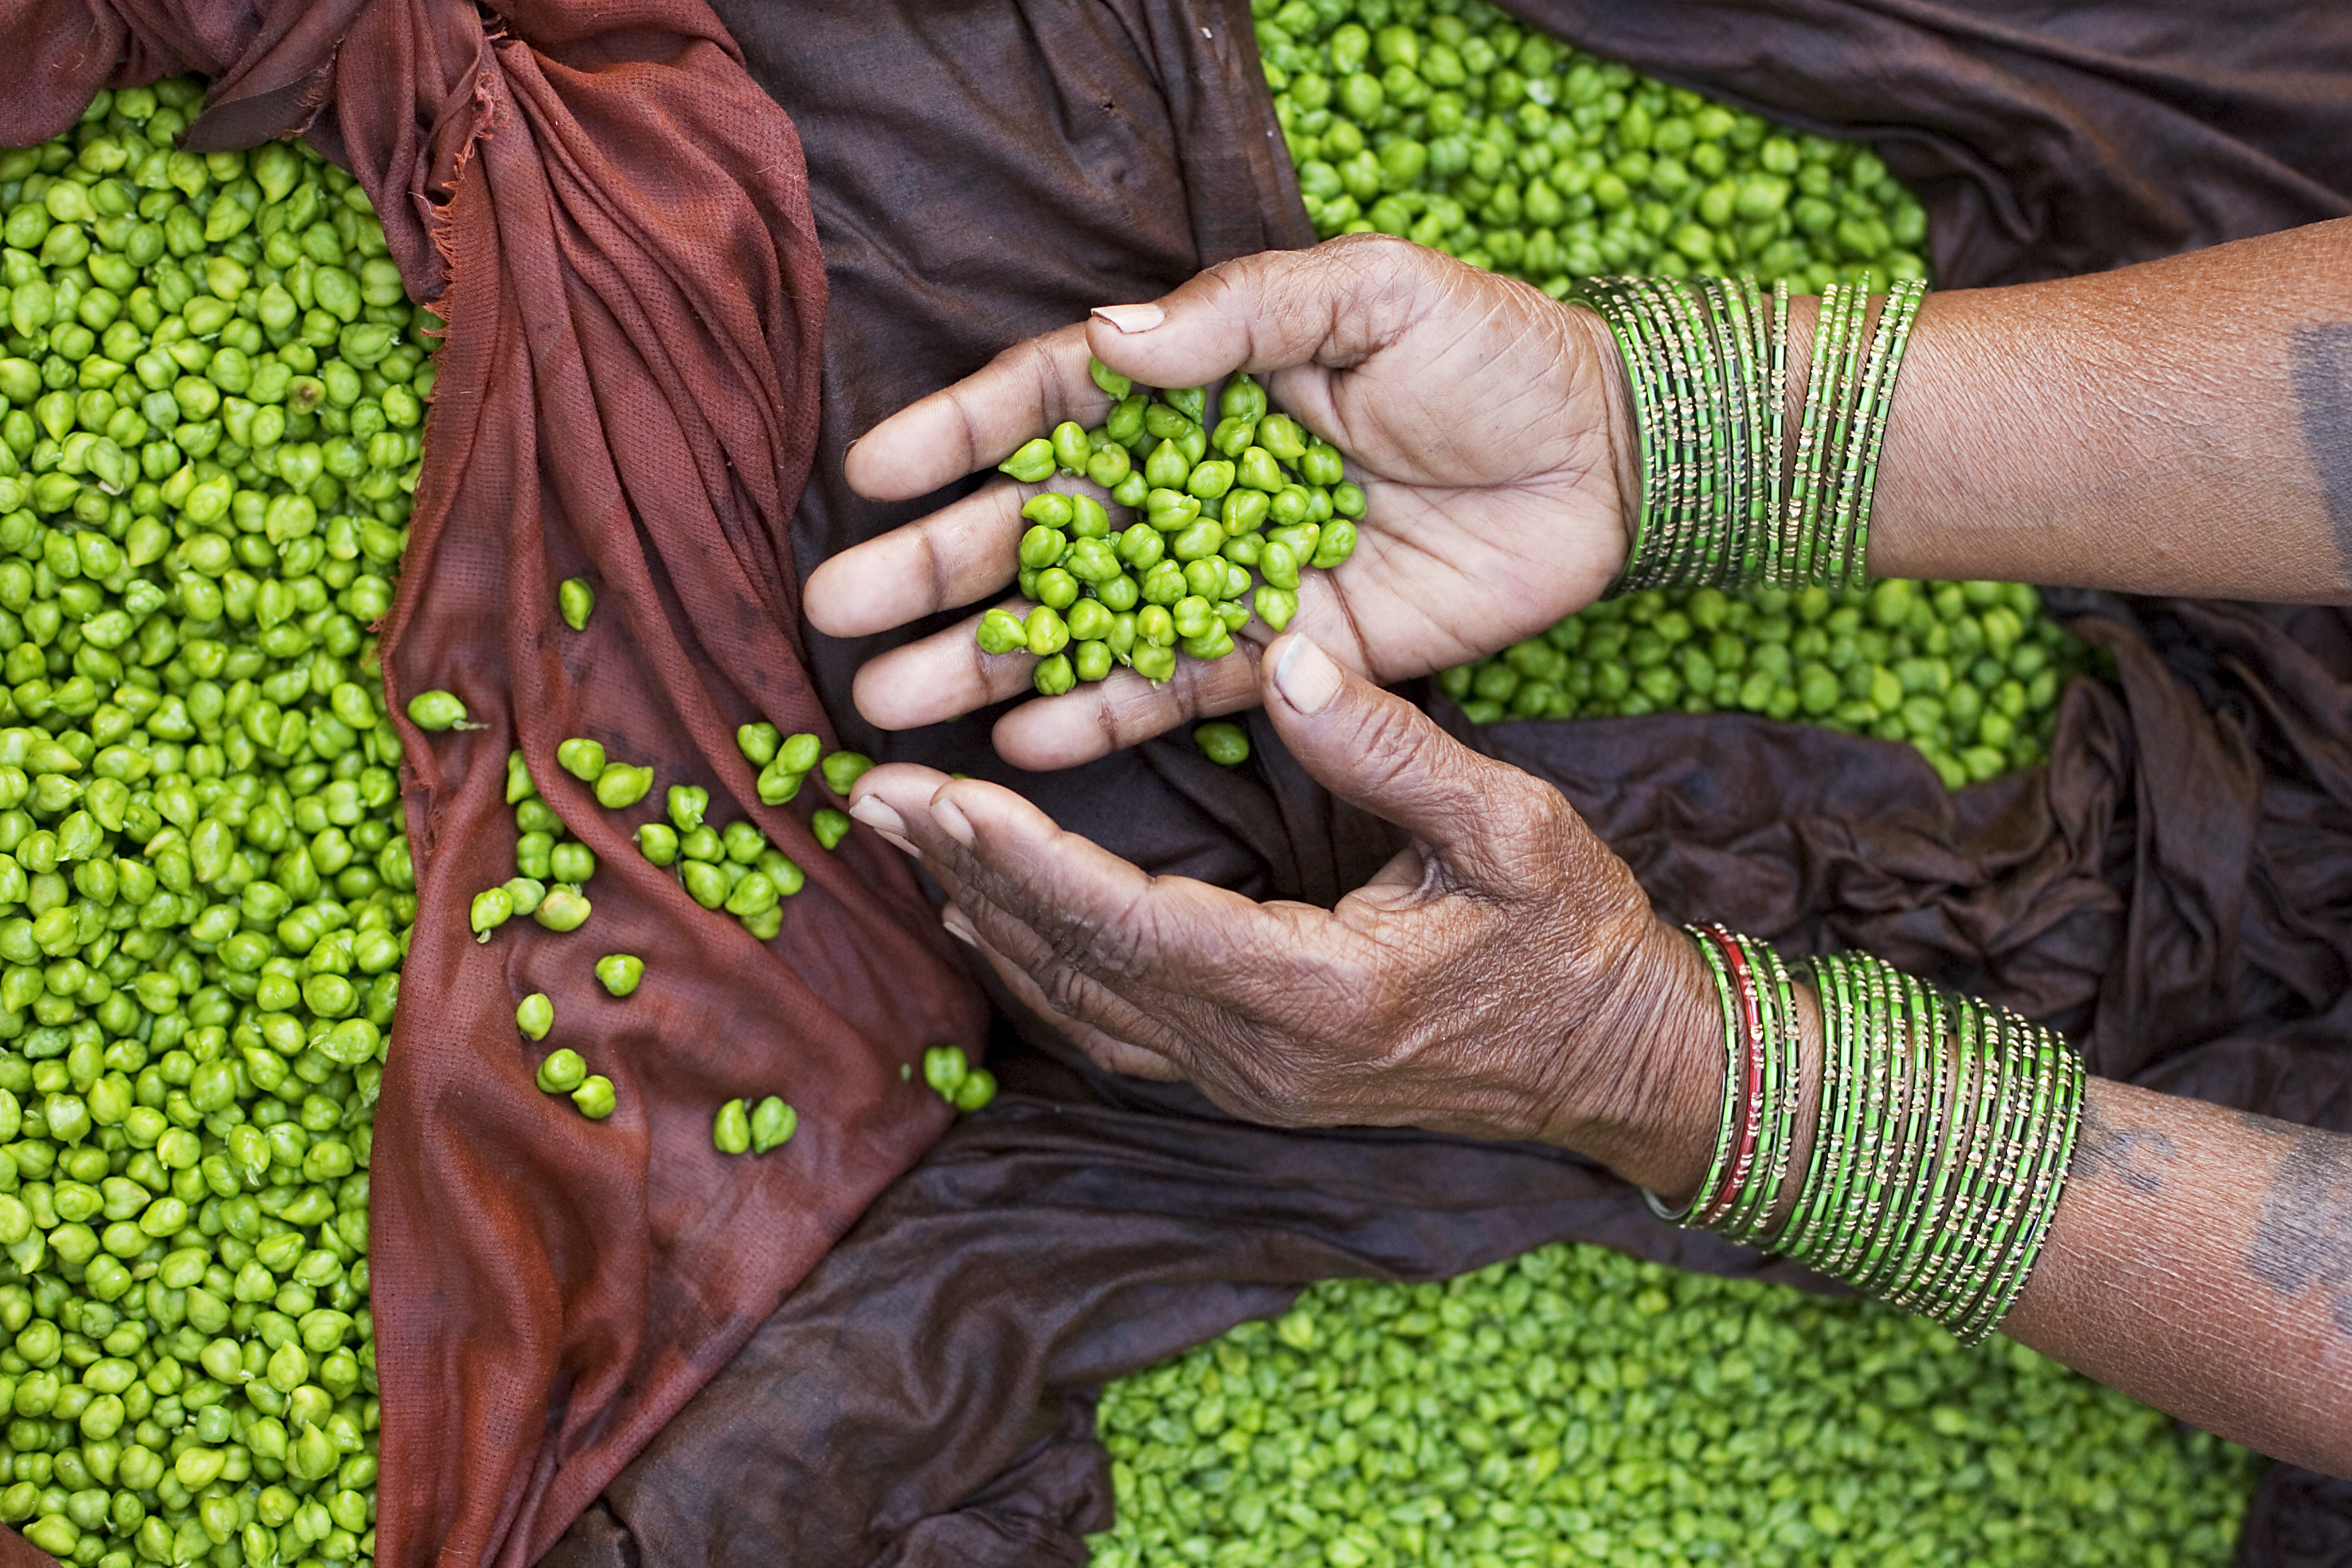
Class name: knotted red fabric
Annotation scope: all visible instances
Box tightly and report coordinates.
[0,3,988,1565]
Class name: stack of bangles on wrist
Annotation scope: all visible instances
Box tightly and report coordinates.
[1575,269,1928,593]
[1585,273,2086,1339]
[1644,928,2085,1344]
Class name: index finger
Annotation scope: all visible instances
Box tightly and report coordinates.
[843,324,1108,503]
[851,765,1344,1011]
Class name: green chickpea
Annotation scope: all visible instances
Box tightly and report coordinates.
[405,689,471,731]
[820,751,873,796]
[1193,722,1251,766]
[469,887,513,942]
[594,954,644,997]
[570,1075,616,1120]
[556,736,606,782]
[712,1098,751,1155]
[749,1095,796,1153]
[593,763,654,810]
[558,577,595,631]
[533,885,591,932]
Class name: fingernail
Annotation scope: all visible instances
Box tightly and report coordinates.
[941,903,978,946]
[848,795,905,837]
[1091,303,1165,335]
[931,795,975,846]
[1272,634,1343,715]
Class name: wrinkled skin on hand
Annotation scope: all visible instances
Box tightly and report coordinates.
[806,235,1636,770]
[845,635,1717,1192]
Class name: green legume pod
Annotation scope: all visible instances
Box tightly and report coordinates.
[749,1095,797,1153]
[571,1074,617,1120]
[517,992,555,1040]
[712,1097,751,1155]
[595,953,644,997]
[503,876,547,916]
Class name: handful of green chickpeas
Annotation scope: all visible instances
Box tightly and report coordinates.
[985,364,1363,695]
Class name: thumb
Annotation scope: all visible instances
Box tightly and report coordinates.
[1085,235,1442,391]
[1261,632,1567,891]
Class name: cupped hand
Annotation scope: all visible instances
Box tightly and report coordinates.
[841,630,1719,1196]
[805,234,1635,771]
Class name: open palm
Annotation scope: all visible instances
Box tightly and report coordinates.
[804,234,1634,769]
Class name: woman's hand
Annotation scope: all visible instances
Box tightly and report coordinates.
[805,235,1635,770]
[841,630,1721,1194]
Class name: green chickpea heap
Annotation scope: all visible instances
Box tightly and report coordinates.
[985,364,1363,695]
[1260,0,2098,790]
[629,755,805,944]
[1438,580,2097,789]
[1261,0,1928,295]
[0,77,434,1568]
[1092,1244,2260,1568]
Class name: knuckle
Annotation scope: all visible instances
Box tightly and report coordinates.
[1036,957,1095,1021]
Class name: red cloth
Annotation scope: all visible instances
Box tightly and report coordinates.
[0,3,988,1564]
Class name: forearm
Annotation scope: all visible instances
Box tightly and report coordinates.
[1861,217,2352,601]
[1601,955,2352,1475]
[2005,1081,2352,1474]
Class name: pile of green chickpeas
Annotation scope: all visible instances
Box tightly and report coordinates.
[0,81,423,1566]
[1438,579,2096,788]
[1087,7,2244,1565]
[1257,0,2095,787]
[1091,1244,2261,1568]
[1259,0,1929,293]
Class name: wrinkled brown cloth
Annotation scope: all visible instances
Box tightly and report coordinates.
[540,0,2352,1564]
[0,3,987,1567]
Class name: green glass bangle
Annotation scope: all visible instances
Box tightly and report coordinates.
[1643,924,1745,1226]
[1888,993,1983,1316]
[1846,279,1927,584]
[1971,1044,2085,1340]
[1775,951,1854,1259]
[1953,1008,2051,1330]
[1855,976,1946,1299]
